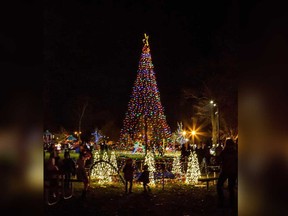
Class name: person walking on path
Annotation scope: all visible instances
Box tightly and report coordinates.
[122,158,135,194]
[216,138,238,208]
[75,152,91,199]
[138,164,151,193]
[215,143,223,166]
[61,151,76,191]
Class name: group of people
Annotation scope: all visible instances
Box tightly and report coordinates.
[180,141,211,174]
[45,138,237,208]
[122,158,151,194]
[179,138,237,208]
[44,145,92,200]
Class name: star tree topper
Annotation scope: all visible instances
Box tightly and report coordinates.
[143,33,149,46]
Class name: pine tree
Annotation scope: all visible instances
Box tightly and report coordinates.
[185,151,201,184]
[119,33,171,151]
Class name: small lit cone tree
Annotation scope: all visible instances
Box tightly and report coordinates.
[94,150,101,162]
[100,151,112,184]
[109,151,118,176]
[185,151,201,184]
[171,155,182,180]
[91,151,112,184]
[119,33,172,151]
[90,150,100,179]
[144,150,156,185]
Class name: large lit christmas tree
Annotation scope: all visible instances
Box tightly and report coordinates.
[119,33,171,152]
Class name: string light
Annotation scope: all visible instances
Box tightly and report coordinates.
[144,151,156,185]
[185,151,201,185]
[119,33,171,147]
[171,155,182,180]
[90,151,113,184]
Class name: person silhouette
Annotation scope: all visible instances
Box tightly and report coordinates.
[61,151,76,191]
[75,152,91,199]
[123,158,135,194]
[216,138,238,208]
[139,164,151,193]
[45,155,60,198]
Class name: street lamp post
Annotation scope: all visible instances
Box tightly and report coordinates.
[210,100,217,145]
[181,130,188,173]
[215,107,220,145]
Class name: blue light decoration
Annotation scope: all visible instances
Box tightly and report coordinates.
[91,128,103,144]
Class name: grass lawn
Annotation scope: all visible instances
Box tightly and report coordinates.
[44,151,80,161]
[44,150,178,162]
[44,150,237,215]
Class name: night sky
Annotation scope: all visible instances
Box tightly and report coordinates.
[43,0,239,141]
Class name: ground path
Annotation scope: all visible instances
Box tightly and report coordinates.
[45,182,237,216]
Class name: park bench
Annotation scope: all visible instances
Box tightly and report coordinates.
[44,172,64,205]
[198,176,219,190]
[207,165,220,172]
[61,167,92,199]
[44,168,91,205]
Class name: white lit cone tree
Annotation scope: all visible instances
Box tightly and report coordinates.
[109,151,118,176]
[185,151,201,184]
[90,151,112,184]
[90,151,100,179]
[171,155,182,180]
[144,150,156,185]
